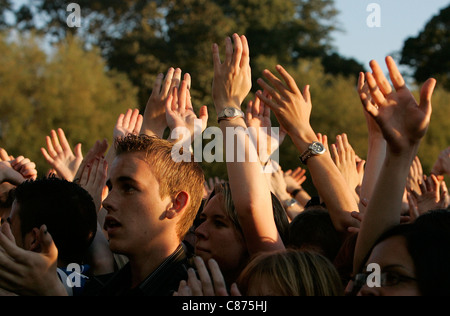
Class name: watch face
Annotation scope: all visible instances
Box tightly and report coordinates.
[310,142,326,155]
[224,108,235,117]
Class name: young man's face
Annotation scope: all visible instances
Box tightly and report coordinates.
[103,152,172,257]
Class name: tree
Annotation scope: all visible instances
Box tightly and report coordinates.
[0,33,138,173]
[14,0,358,106]
[400,4,450,90]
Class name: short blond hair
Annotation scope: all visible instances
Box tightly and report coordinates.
[115,134,204,239]
[237,249,343,296]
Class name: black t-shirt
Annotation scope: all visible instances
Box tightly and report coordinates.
[83,244,191,296]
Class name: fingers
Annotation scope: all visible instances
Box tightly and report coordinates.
[0,223,27,263]
[419,78,436,115]
[261,69,288,101]
[181,257,230,296]
[74,143,83,159]
[152,72,165,95]
[50,129,64,154]
[224,36,233,66]
[199,106,209,131]
[0,148,9,161]
[240,35,250,69]
[365,71,386,107]
[440,180,448,205]
[177,80,189,115]
[231,33,243,69]
[192,256,214,296]
[45,134,57,158]
[385,56,406,91]
[212,43,221,70]
[207,258,229,296]
[117,109,142,136]
[56,128,71,152]
[37,225,58,261]
[171,68,182,92]
[369,60,392,96]
[275,64,301,94]
[161,68,175,97]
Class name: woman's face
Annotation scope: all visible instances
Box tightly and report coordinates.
[194,194,248,281]
[357,235,421,296]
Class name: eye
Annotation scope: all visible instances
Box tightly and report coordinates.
[122,184,136,193]
[214,219,227,228]
[382,272,401,286]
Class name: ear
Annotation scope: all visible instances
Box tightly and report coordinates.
[27,227,42,253]
[165,191,190,220]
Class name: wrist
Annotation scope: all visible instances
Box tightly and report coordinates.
[289,128,318,152]
[290,188,303,197]
[213,99,242,113]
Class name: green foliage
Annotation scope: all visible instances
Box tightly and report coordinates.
[417,87,450,173]
[2,0,447,185]
[400,4,450,90]
[0,33,138,173]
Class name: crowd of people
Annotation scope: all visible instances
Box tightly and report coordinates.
[0,33,449,297]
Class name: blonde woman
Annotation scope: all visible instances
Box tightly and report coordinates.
[237,249,344,296]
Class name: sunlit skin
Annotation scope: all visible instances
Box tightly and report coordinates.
[358,235,421,296]
[195,194,248,285]
[102,152,181,287]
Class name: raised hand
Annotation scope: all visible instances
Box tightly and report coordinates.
[0,223,67,296]
[74,139,108,185]
[212,33,252,111]
[284,167,307,194]
[79,157,108,213]
[174,256,241,296]
[10,156,38,181]
[256,65,316,145]
[0,148,14,162]
[245,91,286,163]
[431,147,450,176]
[141,68,185,138]
[0,148,37,185]
[331,134,361,193]
[114,109,143,140]
[406,156,424,194]
[362,57,436,155]
[165,78,208,143]
[407,174,449,220]
[40,128,83,181]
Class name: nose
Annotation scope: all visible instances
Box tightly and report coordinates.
[195,221,209,240]
[102,191,116,214]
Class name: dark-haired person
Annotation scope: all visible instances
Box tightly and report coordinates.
[0,177,97,296]
[350,57,438,296]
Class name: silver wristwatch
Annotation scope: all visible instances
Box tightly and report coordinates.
[217,107,245,123]
[283,198,298,209]
[299,141,326,165]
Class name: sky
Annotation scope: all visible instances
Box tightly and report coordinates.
[332,0,450,74]
[8,0,450,76]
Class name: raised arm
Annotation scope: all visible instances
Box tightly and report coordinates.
[212,34,284,255]
[140,68,185,138]
[357,73,387,214]
[165,76,208,144]
[353,56,436,274]
[256,65,360,235]
[40,128,83,181]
